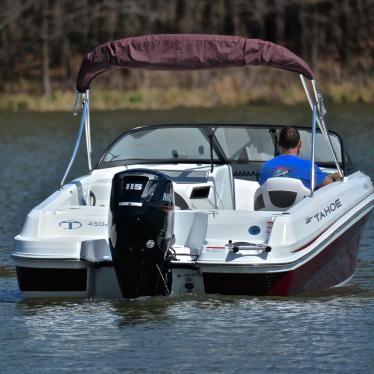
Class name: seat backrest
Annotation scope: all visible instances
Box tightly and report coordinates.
[254,177,310,211]
[172,165,234,210]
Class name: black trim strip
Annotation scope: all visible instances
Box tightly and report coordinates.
[16,267,87,292]
[80,258,113,268]
[171,263,199,270]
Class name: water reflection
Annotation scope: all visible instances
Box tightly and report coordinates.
[0,289,372,373]
[0,266,15,277]
[110,297,175,325]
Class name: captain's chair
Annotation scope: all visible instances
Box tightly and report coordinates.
[254,177,311,211]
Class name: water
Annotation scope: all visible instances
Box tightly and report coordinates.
[0,105,373,373]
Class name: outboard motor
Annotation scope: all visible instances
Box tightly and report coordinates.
[109,169,174,298]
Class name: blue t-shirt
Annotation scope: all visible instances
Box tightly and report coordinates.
[259,155,326,190]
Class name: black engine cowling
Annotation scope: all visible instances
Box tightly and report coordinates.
[109,169,174,298]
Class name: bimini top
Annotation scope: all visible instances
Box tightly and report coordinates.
[76,34,314,92]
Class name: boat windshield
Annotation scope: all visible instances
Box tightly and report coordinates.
[212,126,342,164]
[98,125,343,168]
[102,127,219,164]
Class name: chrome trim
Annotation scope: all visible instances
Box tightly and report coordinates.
[84,90,92,171]
[60,97,88,188]
[302,77,343,178]
[300,74,314,109]
[310,104,317,194]
[226,242,271,253]
[118,202,143,207]
[11,253,79,260]
[72,90,80,116]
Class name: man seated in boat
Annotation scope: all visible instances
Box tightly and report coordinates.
[259,127,340,189]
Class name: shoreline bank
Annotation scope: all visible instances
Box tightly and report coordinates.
[1,81,373,112]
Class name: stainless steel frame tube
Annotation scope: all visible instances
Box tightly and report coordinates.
[310,104,317,195]
[84,90,92,170]
[60,100,88,188]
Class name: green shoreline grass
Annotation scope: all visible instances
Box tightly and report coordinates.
[1,81,373,111]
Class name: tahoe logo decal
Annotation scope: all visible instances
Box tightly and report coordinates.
[305,198,342,224]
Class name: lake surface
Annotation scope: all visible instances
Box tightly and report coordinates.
[0,105,373,373]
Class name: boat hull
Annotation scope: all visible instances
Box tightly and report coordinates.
[11,161,374,299]
[12,209,371,298]
[13,211,370,298]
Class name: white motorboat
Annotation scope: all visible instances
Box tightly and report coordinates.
[12,35,374,298]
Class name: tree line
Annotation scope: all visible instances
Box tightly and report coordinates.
[0,0,373,96]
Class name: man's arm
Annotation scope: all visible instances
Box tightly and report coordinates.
[320,172,342,187]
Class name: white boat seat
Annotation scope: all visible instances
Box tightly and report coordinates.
[254,177,311,211]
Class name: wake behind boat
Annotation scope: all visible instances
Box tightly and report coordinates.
[12,35,374,298]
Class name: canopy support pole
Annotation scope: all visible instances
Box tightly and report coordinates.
[84,90,92,171]
[300,74,314,110]
[60,93,89,188]
[311,80,343,178]
[310,104,317,196]
[299,75,343,178]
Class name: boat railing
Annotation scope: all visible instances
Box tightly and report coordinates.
[300,75,344,180]
[60,90,91,188]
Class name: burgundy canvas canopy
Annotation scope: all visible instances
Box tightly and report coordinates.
[76,34,314,92]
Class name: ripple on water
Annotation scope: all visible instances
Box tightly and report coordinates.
[0,294,373,373]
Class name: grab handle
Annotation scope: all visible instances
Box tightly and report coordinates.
[226,240,271,253]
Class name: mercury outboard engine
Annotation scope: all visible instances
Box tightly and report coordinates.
[109,169,174,298]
